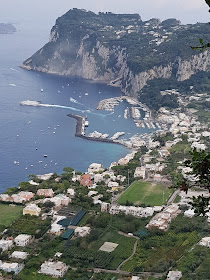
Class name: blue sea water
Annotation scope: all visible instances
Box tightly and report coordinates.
[0,15,154,192]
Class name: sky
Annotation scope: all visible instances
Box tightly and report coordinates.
[0,0,209,26]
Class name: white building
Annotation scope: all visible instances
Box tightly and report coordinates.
[134,167,146,179]
[87,163,103,174]
[0,262,23,274]
[14,234,31,247]
[11,251,28,260]
[108,181,119,188]
[74,227,91,237]
[67,188,75,197]
[131,276,140,280]
[39,261,68,278]
[167,270,182,280]
[184,209,195,218]
[199,237,210,247]
[44,194,70,207]
[36,173,54,180]
[109,205,154,218]
[0,240,13,251]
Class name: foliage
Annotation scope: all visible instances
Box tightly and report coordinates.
[189,195,210,216]
[184,148,210,190]
[7,215,51,238]
[122,214,208,273]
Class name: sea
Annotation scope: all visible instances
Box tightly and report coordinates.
[0,10,154,193]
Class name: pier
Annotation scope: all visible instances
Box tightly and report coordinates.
[67,114,125,146]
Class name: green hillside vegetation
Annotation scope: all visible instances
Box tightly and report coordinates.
[118,181,173,206]
[122,215,209,274]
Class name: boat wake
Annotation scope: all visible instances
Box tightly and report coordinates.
[70,97,83,105]
[20,100,106,117]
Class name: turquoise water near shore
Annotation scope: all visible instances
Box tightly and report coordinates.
[0,15,153,192]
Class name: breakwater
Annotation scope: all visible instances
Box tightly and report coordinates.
[67,114,124,146]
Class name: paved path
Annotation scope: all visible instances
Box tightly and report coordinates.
[117,231,139,271]
[167,189,180,205]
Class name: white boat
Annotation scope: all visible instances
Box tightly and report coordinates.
[41,88,44,92]
[53,131,56,134]
[85,121,89,127]
[20,100,41,106]
[85,93,88,96]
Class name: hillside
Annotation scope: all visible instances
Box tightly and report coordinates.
[21,9,210,109]
[0,23,16,34]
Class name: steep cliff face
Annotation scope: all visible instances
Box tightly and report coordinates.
[21,9,210,98]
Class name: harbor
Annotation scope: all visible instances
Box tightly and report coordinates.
[67,114,126,146]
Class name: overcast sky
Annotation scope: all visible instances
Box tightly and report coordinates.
[1,0,209,26]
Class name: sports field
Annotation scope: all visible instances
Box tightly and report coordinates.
[0,203,23,227]
[118,181,173,206]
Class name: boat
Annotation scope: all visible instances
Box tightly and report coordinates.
[39,161,43,163]
[85,121,89,127]
[40,88,44,92]
[53,131,56,134]
[20,100,41,106]
[85,93,88,96]
[43,155,48,158]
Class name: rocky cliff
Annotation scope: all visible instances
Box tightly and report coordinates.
[21,9,210,98]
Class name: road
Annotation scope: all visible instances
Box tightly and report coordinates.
[167,189,180,205]
[117,231,139,271]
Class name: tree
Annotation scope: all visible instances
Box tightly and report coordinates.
[184,148,210,191]
[18,181,31,191]
[191,1,210,50]
[182,149,210,216]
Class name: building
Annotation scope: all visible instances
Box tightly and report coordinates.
[131,276,140,280]
[13,191,34,202]
[0,194,11,202]
[184,209,195,218]
[153,173,162,182]
[109,205,154,218]
[37,189,54,197]
[11,251,28,260]
[147,204,180,231]
[23,204,41,216]
[0,262,23,274]
[0,240,13,251]
[67,188,75,197]
[87,163,103,174]
[14,234,31,247]
[74,227,91,237]
[167,270,182,280]
[44,194,70,208]
[199,237,210,247]
[101,202,110,212]
[80,174,92,187]
[108,181,119,188]
[39,261,68,278]
[36,173,54,180]
[134,167,146,179]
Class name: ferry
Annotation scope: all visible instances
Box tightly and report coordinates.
[20,100,41,106]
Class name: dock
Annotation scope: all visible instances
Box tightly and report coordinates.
[67,114,125,147]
